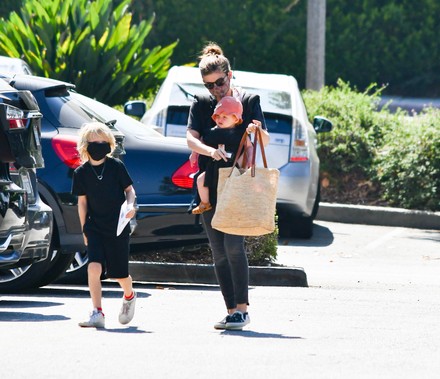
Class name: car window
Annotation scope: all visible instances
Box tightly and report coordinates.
[70,92,164,138]
[45,93,108,129]
[169,83,292,116]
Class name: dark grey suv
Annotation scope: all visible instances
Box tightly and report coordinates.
[0,79,53,292]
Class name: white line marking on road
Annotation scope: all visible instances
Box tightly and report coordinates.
[363,228,404,251]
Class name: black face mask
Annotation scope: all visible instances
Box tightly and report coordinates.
[87,142,111,161]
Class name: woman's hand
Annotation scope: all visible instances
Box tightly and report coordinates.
[246,119,262,134]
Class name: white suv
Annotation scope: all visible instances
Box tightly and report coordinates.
[125,66,332,238]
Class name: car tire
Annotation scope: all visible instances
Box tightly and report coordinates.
[35,250,75,287]
[0,255,54,293]
[289,215,314,239]
[32,221,75,287]
[56,251,89,285]
[278,183,320,239]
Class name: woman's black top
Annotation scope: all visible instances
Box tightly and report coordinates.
[187,92,266,205]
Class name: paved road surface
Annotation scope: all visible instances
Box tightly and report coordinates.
[1,221,439,379]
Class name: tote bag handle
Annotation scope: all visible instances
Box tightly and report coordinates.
[230,127,268,177]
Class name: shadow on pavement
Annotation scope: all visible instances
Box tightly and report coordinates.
[9,285,151,299]
[0,299,63,308]
[221,330,303,339]
[0,311,69,322]
[279,223,334,248]
[97,326,151,334]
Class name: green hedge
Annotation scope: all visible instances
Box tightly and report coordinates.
[303,82,440,212]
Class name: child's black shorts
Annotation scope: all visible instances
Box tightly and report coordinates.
[85,230,130,278]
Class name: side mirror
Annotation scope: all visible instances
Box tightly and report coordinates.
[124,100,147,119]
[313,116,333,133]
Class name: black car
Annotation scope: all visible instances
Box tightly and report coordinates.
[1,74,205,286]
[0,79,53,292]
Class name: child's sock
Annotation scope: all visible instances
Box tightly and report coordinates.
[124,292,135,301]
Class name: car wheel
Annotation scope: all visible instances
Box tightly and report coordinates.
[289,215,314,239]
[0,256,54,293]
[56,250,89,284]
[278,183,320,239]
[32,222,75,287]
[35,250,75,287]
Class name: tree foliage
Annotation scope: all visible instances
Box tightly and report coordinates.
[136,0,440,96]
[0,0,177,105]
[1,0,439,99]
[326,0,440,97]
[136,0,306,79]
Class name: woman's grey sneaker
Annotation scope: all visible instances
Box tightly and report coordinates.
[79,310,105,328]
[225,311,250,330]
[119,292,137,325]
[214,314,233,330]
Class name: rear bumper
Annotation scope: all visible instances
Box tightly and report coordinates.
[21,201,53,263]
[0,229,26,267]
[276,161,319,217]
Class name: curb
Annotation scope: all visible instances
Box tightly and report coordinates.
[127,204,439,288]
[317,203,440,230]
[129,261,308,287]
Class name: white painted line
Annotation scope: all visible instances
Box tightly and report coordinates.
[363,228,404,251]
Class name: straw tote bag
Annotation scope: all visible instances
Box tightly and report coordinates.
[211,128,280,236]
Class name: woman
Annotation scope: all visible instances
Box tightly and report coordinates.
[186,42,270,330]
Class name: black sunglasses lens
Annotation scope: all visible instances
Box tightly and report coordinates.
[215,77,225,86]
[204,76,226,89]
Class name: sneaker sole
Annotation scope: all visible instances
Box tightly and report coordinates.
[78,323,105,328]
[225,325,244,331]
[214,324,227,330]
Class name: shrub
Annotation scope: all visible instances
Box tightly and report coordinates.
[245,228,279,266]
[303,81,440,211]
[374,108,440,211]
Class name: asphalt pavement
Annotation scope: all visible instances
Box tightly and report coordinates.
[129,203,440,287]
[2,209,439,379]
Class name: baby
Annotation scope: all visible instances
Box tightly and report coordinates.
[191,96,253,214]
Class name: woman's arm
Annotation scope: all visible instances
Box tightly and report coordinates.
[186,129,228,162]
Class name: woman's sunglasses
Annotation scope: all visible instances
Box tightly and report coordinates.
[203,75,228,89]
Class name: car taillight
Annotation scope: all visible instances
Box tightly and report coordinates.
[52,134,81,169]
[171,160,198,189]
[6,105,26,130]
[290,119,309,162]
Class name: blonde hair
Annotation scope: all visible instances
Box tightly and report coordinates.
[198,42,231,76]
[77,122,116,163]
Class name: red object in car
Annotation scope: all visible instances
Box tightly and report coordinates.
[51,134,81,169]
[171,160,198,189]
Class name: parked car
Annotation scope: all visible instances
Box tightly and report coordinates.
[1,74,205,286]
[0,79,52,292]
[125,66,332,238]
[0,56,33,75]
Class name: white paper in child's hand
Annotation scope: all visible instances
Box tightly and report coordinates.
[116,200,131,236]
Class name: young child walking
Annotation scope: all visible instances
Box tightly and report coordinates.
[191,96,253,214]
[72,122,137,328]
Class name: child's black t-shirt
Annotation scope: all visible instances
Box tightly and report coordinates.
[72,157,133,237]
